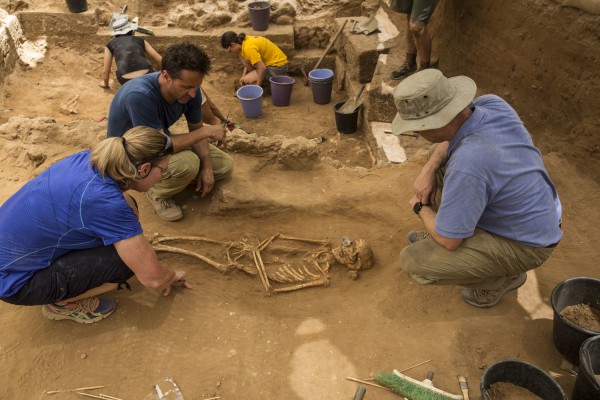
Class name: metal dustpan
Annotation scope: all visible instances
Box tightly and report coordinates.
[350,17,379,35]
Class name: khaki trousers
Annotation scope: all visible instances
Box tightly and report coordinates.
[147,145,233,201]
[400,228,554,290]
[399,145,555,290]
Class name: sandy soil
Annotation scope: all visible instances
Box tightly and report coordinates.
[1,1,600,400]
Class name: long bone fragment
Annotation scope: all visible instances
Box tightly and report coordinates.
[272,276,330,293]
[153,243,233,273]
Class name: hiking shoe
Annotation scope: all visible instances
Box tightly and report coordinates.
[407,230,432,244]
[42,296,116,324]
[462,273,528,308]
[390,62,417,80]
[146,193,183,221]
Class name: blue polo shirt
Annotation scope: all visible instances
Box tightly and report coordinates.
[0,151,142,297]
[435,95,562,247]
[107,72,203,137]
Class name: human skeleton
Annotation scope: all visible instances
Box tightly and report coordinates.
[151,234,374,294]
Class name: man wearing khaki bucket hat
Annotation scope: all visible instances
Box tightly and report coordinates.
[394,69,563,308]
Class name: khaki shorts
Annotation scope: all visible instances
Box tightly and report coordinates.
[265,64,289,82]
[389,0,439,25]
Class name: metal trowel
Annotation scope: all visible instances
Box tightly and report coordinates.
[338,84,366,114]
[350,16,379,35]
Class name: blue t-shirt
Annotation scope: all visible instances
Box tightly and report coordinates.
[0,151,143,297]
[436,95,562,247]
[107,72,203,137]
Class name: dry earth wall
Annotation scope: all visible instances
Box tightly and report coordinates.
[430,0,600,183]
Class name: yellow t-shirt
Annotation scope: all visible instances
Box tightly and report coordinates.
[241,35,287,67]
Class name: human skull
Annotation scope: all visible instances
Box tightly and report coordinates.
[332,237,374,271]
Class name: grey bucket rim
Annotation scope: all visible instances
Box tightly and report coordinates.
[269,75,295,85]
[551,277,600,335]
[480,359,568,400]
[308,68,334,81]
[236,85,263,100]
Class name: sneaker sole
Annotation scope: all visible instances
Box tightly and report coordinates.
[42,306,115,324]
[389,70,417,80]
[462,273,528,308]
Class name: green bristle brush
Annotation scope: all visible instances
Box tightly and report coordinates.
[375,370,464,400]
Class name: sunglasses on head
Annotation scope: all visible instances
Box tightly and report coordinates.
[157,132,174,157]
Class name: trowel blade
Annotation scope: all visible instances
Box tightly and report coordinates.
[352,17,379,35]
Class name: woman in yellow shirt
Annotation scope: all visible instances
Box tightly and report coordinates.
[221,31,288,87]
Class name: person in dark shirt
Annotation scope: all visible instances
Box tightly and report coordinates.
[107,43,232,222]
[99,13,162,88]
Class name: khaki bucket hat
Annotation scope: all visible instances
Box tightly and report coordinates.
[391,69,476,135]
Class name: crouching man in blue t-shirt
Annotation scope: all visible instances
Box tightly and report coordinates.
[392,69,562,308]
[107,42,233,222]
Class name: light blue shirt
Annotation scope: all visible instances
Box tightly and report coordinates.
[435,95,562,247]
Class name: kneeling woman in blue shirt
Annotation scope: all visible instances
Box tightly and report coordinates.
[0,126,191,323]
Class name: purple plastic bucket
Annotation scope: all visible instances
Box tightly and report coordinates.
[308,69,334,81]
[310,79,333,105]
[308,69,334,104]
[248,2,270,31]
[237,85,263,118]
[269,75,295,106]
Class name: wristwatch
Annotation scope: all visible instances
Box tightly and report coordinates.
[413,201,428,216]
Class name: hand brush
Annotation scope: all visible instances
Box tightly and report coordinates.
[375,370,463,400]
[458,375,469,400]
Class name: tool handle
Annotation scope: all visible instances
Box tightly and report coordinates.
[136,27,155,36]
[355,84,366,102]
[314,19,348,70]
[353,385,366,400]
[458,375,469,400]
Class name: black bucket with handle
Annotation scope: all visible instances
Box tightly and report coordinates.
[66,0,88,13]
[572,335,600,400]
[480,359,567,400]
[551,277,600,365]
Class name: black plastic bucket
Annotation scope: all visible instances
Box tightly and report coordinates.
[480,359,567,400]
[551,277,600,365]
[572,335,600,400]
[65,0,87,13]
[334,101,360,134]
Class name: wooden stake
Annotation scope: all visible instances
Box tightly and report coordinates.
[346,377,390,390]
[99,394,125,400]
[398,359,432,373]
[76,393,105,399]
[46,386,106,395]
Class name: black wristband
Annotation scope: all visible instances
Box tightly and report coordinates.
[413,201,429,215]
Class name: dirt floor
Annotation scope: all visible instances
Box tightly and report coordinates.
[1,1,600,400]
